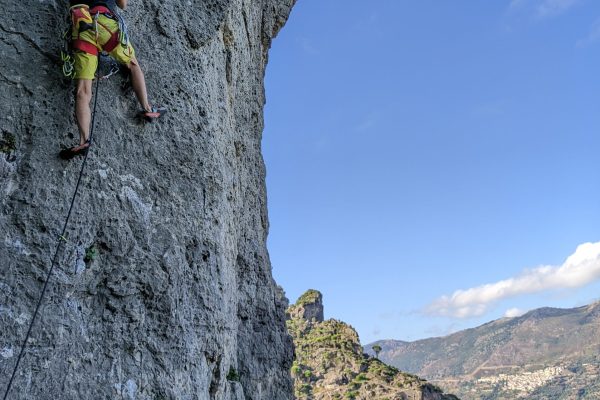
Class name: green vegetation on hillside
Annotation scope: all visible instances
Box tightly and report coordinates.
[287,290,459,400]
[296,289,321,306]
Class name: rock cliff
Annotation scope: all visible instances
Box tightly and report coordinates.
[287,290,460,400]
[287,289,324,323]
[0,0,295,399]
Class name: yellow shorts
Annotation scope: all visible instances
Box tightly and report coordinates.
[73,14,136,80]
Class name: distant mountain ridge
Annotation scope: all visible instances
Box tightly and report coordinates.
[367,301,600,399]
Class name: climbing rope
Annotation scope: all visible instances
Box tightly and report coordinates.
[2,65,103,400]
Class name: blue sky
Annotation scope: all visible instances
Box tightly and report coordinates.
[262,0,600,344]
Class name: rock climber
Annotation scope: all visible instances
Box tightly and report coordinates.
[60,0,166,159]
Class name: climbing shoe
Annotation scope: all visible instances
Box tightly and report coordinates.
[139,106,167,122]
[59,140,90,160]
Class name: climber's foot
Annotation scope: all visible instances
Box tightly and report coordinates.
[139,106,167,122]
[59,140,90,160]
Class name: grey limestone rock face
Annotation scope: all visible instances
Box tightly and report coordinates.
[0,0,296,398]
[302,301,324,323]
[287,290,324,323]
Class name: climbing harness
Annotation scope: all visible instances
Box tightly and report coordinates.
[61,4,129,79]
[2,61,104,400]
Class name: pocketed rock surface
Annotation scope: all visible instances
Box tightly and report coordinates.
[0,0,295,398]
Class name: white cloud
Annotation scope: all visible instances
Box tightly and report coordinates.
[355,113,379,132]
[504,307,526,317]
[509,0,529,11]
[508,0,580,19]
[425,242,600,318]
[296,37,318,55]
[536,0,579,18]
[577,18,600,47]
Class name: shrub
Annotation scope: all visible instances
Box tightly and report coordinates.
[291,363,301,376]
[0,131,16,154]
[299,383,312,394]
[226,367,240,382]
[84,245,97,263]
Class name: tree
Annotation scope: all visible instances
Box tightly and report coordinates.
[372,344,382,359]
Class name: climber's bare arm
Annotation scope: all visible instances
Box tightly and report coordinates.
[117,0,127,9]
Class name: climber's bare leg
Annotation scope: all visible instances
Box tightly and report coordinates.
[75,79,93,147]
[126,58,151,112]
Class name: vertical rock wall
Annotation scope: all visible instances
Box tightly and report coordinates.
[0,0,295,398]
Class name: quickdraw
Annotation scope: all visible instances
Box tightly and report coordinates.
[61,24,75,78]
[98,54,120,80]
[61,49,75,78]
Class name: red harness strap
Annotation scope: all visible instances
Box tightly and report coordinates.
[72,39,99,55]
[94,18,120,53]
[103,32,120,52]
[89,5,112,16]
